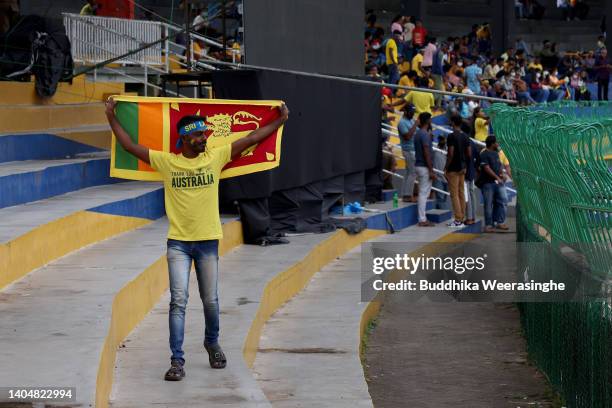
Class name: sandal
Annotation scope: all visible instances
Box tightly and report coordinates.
[204,342,227,369]
[164,359,185,381]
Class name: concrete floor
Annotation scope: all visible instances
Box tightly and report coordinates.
[109,233,334,408]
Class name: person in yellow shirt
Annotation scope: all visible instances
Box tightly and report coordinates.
[386,30,402,84]
[471,107,489,142]
[411,49,424,77]
[396,70,417,98]
[393,76,434,114]
[105,97,289,380]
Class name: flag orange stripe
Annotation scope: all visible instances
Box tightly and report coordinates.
[138,103,163,172]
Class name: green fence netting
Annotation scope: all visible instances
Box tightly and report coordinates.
[489,101,612,408]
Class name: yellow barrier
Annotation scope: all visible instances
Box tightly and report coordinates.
[0,211,150,290]
[242,228,385,367]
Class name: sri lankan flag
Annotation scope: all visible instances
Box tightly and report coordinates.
[110,95,285,181]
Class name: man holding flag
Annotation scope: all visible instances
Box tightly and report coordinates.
[105,98,289,381]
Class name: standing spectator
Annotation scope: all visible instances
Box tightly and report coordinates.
[595,48,611,101]
[479,136,509,232]
[445,115,471,227]
[557,0,570,20]
[515,0,526,19]
[471,107,490,142]
[431,42,448,108]
[596,35,607,56]
[464,138,481,226]
[412,20,427,48]
[464,58,483,94]
[390,15,404,40]
[414,112,436,227]
[397,104,418,202]
[386,30,402,84]
[403,16,416,61]
[411,48,425,77]
[433,136,449,210]
[422,37,437,71]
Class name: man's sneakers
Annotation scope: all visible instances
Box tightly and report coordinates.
[447,220,464,228]
[164,359,185,381]
[204,342,227,369]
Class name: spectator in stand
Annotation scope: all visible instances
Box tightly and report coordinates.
[421,37,437,71]
[365,12,378,37]
[412,20,427,48]
[557,0,571,21]
[464,137,481,226]
[386,30,402,84]
[515,0,525,19]
[487,81,507,99]
[433,136,449,210]
[397,70,418,98]
[501,46,515,62]
[431,42,448,108]
[479,136,509,232]
[403,16,416,60]
[515,38,531,57]
[528,68,550,103]
[414,112,436,227]
[398,104,418,203]
[542,71,565,101]
[411,47,425,77]
[391,15,405,40]
[477,23,492,54]
[393,76,435,114]
[472,107,490,142]
[465,58,483,94]
[571,69,592,101]
[596,35,607,56]
[445,115,471,227]
[594,48,611,100]
[80,0,98,15]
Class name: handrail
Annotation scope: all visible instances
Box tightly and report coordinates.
[204,60,518,105]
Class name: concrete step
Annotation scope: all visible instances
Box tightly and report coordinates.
[0,153,119,209]
[0,181,164,289]
[0,125,111,163]
[0,216,241,408]
[252,222,477,407]
[426,208,452,223]
[109,227,384,408]
[0,103,107,134]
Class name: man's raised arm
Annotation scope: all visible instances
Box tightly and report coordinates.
[231,103,289,159]
[105,98,150,165]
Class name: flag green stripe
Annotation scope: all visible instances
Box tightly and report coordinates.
[114,102,139,170]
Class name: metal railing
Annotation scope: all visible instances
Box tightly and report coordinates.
[63,13,165,66]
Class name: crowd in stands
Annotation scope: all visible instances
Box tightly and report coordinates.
[366,11,610,230]
[365,12,610,114]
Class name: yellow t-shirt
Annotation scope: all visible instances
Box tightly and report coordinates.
[404,90,434,114]
[386,39,398,65]
[499,150,510,166]
[475,117,489,142]
[411,53,424,77]
[149,145,232,241]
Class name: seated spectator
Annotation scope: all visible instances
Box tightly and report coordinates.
[571,70,591,101]
[528,69,550,103]
[397,70,418,98]
[487,81,507,99]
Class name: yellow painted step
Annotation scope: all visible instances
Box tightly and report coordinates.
[0,103,107,134]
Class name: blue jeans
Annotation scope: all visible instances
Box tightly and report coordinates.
[167,239,220,365]
[388,64,400,84]
[530,88,550,103]
[482,183,507,227]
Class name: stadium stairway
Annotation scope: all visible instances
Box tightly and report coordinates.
[0,85,481,407]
